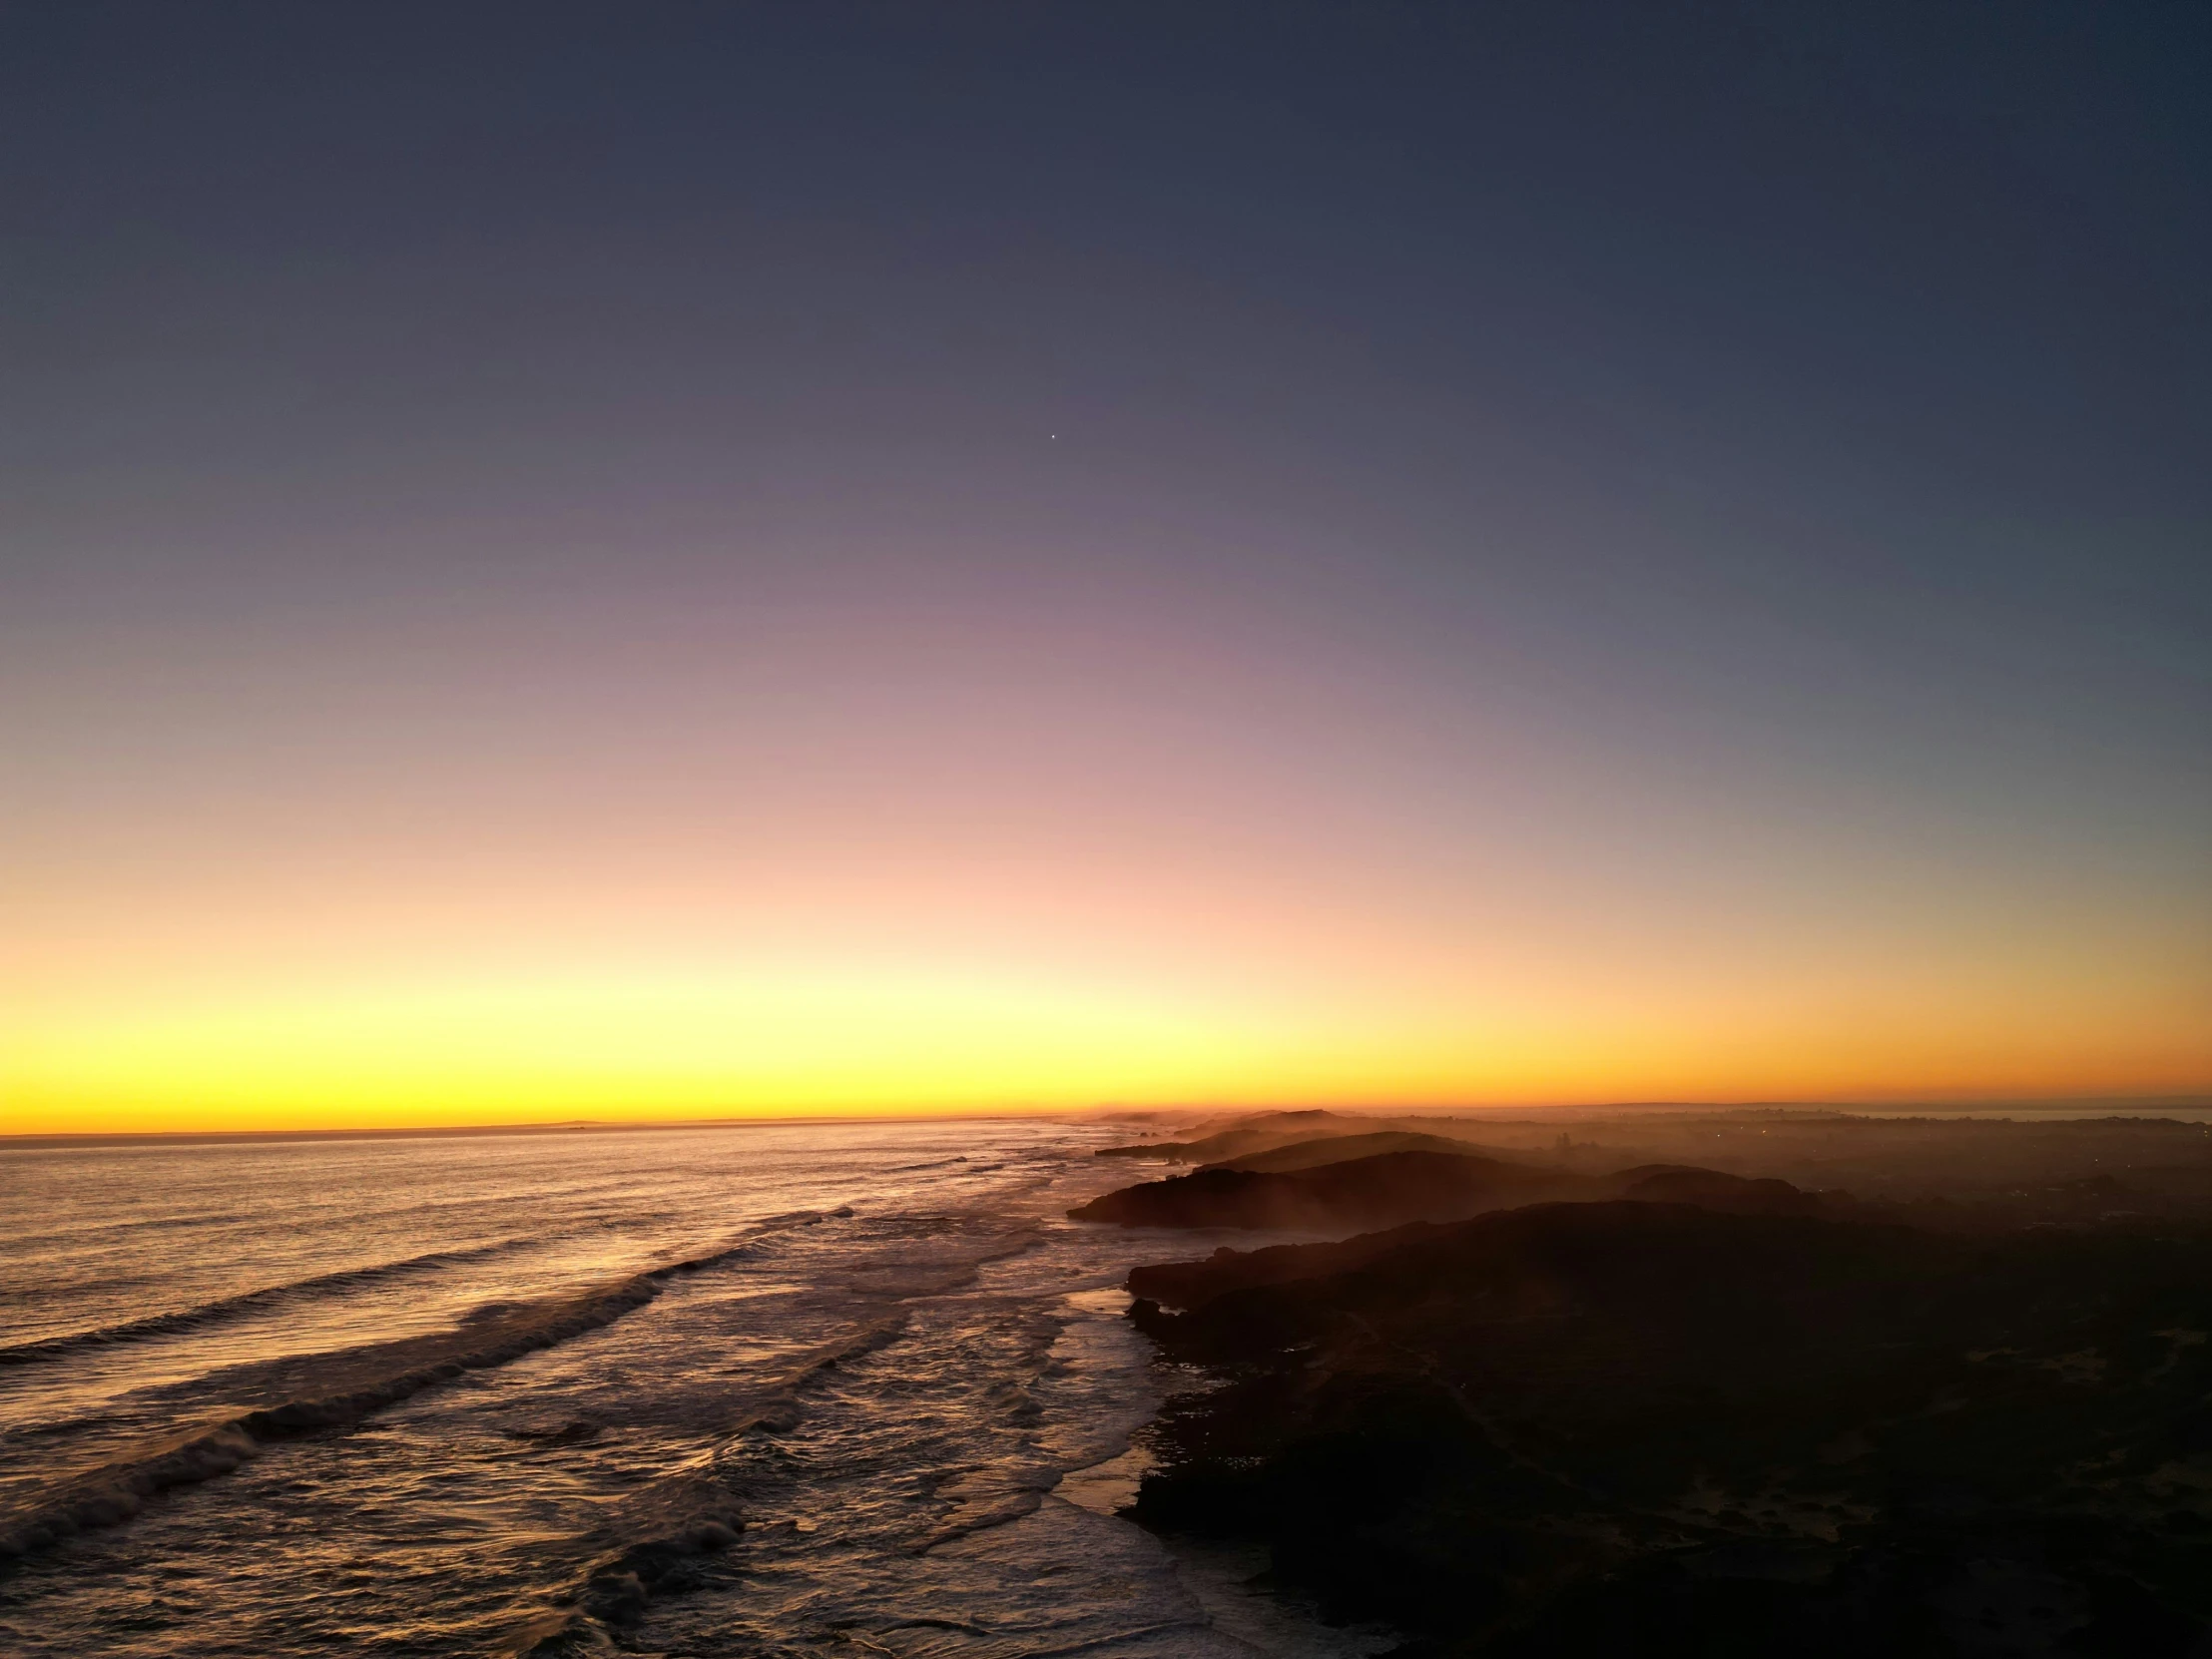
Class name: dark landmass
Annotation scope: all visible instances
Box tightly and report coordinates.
[1212,1130,1521,1173]
[1096,1109,2212,1230]
[1109,1110,2212,1656]
[1605,1163,1831,1217]
[1071,1145,1836,1232]
[1073,1150,1580,1230]
[1093,1109,1413,1164]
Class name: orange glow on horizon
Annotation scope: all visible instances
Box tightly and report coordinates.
[9,934,2206,1135]
[8,567,2206,1139]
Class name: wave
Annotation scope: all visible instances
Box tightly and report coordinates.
[509,1221,1057,1651]
[0,1238,541,1369]
[509,1315,916,1657]
[506,1212,1057,1654]
[4,1172,661,1258]
[0,1211,832,1564]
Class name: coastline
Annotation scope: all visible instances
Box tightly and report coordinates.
[1078,1113,2212,1655]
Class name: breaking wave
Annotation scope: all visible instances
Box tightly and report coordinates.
[509,1315,917,1656]
[0,1211,832,1562]
[0,1238,541,1369]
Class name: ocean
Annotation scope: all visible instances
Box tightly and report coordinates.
[0,1119,1385,1657]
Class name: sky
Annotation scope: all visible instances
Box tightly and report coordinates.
[4,2,2208,1133]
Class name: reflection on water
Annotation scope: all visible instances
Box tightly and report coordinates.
[0,1120,1386,1657]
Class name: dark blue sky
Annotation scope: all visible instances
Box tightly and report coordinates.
[12,6,2205,693]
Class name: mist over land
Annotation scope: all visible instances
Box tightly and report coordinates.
[1071,1106,2212,1653]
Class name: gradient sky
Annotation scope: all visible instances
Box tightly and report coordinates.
[5,3,2208,1132]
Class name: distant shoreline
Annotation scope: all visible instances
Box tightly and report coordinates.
[6,1096,2208,1152]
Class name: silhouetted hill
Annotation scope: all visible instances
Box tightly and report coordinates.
[1069,1149,1588,1230]
[1598,1163,1834,1216]
[1097,1107,2212,1230]
[1205,1130,1517,1173]
[1125,1201,2212,1655]
[1129,1221,1451,1308]
[1073,1141,1843,1233]
[1093,1110,1389,1163]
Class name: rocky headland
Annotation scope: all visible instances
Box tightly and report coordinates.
[1077,1111,2212,1655]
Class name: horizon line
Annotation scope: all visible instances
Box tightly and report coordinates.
[7,1093,2211,1151]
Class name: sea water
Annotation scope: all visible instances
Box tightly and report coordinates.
[0,1119,1389,1657]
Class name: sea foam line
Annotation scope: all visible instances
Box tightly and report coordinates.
[510,1216,1056,1654]
[509,1313,918,1657]
[0,1238,539,1369]
[0,1211,830,1563]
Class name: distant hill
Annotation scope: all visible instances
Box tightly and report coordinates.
[1097,1108,2212,1232]
[1093,1109,1388,1164]
[1095,1110,1523,1166]
[1596,1162,1831,1216]
[1073,1138,1838,1233]
[1071,1148,1580,1230]
[1129,1220,1453,1308]
[1203,1129,1522,1173]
